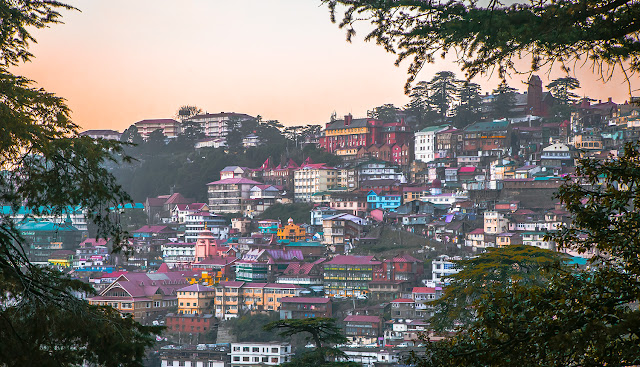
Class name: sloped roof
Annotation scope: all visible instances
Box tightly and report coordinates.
[178,284,215,292]
[344,315,381,323]
[325,255,381,265]
[207,177,262,186]
[280,297,330,304]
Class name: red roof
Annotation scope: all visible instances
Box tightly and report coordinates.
[135,118,178,125]
[391,298,414,303]
[344,315,381,323]
[459,166,476,173]
[469,228,484,235]
[412,287,437,294]
[280,297,330,304]
[325,255,381,266]
[178,284,215,292]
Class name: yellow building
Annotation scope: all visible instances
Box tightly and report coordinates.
[212,281,302,320]
[277,218,306,242]
[177,284,216,315]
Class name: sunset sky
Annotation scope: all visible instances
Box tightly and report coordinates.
[12,0,635,132]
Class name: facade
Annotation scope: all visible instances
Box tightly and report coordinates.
[366,190,402,211]
[212,281,303,319]
[79,129,121,140]
[162,242,195,267]
[184,212,229,242]
[343,315,383,343]
[484,211,510,235]
[415,125,451,163]
[164,313,216,336]
[323,255,382,297]
[293,163,338,202]
[431,255,461,284]
[276,218,307,242]
[207,177,263,213]
[177,284,216,315]
[133,119,180,139]
[88,271,194,323]
[322,214,365,250]
[462,120,511,156]
[229,343,293,367]
[279,297,332,319]
[186,112,254,139]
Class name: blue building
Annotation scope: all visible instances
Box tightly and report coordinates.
[367,190,402,212]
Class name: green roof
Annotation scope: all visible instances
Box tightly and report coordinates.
[17,221,78,232]
[287,241,323,247]
[418,124,450,133]
[464,120,509,132]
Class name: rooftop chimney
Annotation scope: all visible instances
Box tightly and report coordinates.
[344,114,353,126]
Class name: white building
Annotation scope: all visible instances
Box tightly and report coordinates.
[184,213,229,243]
[420,192,468,206]
[432,255,462,284]
[338,348,401,367]
[414,125,451,163]
[229,342,293,367]
[293,164,338,202]
[161,242,195,268]
[79,129,121,140]
[186,112,254,139]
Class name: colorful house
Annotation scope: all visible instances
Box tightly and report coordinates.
[277,218,306,242]
[366,190,402,211]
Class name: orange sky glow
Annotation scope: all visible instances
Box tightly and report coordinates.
[12,0,636,132]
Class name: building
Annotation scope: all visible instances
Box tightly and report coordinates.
[229,342,293,367]
[390,298,416,319]
[79,129,121,140]
[484,211,510,235]
[462,120,511,156]
[186,112,254,139]
[322,214,365,252]
[343,315,383,344]
[207,177,263,214]
[88,268,195,323]
[323,255,382,297]
[159,344,227,367]
[279,297,332,319]
[276,258,326,287]
[133,119,181,139]
[277,218,307,242]
[366,190,402,211]
[177,284,216,315]
[540,143,577,167]
[415,125,451,163]
[432,255,461,284]
[293,162,338,202]
[319,114,413,162]
[162,242,195,268]
[165,313,217,337]
[17,219,82,265]
[412,286,443,318]
[212,282,302,319]
[184,212,229,242]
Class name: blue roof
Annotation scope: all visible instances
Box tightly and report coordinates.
[569,256,588,266]
[17,220,78,232]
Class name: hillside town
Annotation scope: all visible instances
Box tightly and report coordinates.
[9,74,639,367]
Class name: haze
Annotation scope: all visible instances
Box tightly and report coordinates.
[12,0,634,131]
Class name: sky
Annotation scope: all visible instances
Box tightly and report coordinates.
[12,0,635,132]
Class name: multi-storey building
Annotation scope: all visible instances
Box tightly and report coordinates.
[177,284,215,315]
[293,163,338,202]
[343,315,383,344]
[415,125,451,163]
[431,255,461,284]
[212,281,302,319]
[462,120,511,156]
[319,115,413,161]
[162,242,195,268]
[322,214,366,251]
[133,118,180,139]
[207,177,263,213]
[186,112,254,139]
[484,211,510,235]
[277,218,306,242]
[229,342,293,367]
[323,255,382,297]
[88,269,194,323]
[279,297,332,319]
[435,128,463,159]
[79,129,122,140]
[184,212,229,242]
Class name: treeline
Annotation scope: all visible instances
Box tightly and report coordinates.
[112,113,340,203]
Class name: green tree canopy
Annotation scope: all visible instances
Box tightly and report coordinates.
[491,81,517,119]
[0,1,160,365]
[426,71,459,121]
[453,81,482,128]
[325,0,640,93]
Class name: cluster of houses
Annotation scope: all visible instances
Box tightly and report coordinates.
[13,78,640,367]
